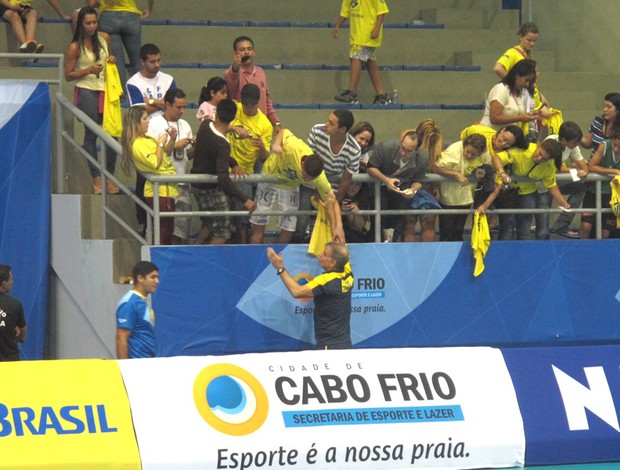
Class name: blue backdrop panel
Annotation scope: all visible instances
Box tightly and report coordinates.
[503,345,620,465]
[150,240,620,357]
[0,81,51,360]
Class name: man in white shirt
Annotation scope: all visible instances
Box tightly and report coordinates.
[547,121,588,238]
[126,42,177,234]
[148,88,194,244]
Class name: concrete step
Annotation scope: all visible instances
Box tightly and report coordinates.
[80,194,139,240]
[17,23,516,64]
[420,8,517,29]
[34,0,506,24]
[453,50,557,72]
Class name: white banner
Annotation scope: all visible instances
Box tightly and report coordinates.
[118,347,525,469]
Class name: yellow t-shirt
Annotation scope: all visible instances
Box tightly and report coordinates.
[496,46,543,109]
[229,102,273,174]
[497,142,557,195]
[460,124,509,161]
[339,0,389,48]
[98,0,142,15]
[262,130,331,200]
[131,137,179,198]
[436,141,491,206]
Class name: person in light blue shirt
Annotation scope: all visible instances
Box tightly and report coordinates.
[116,260,158,358]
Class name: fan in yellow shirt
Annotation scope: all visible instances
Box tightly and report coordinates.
[332,0,391,105]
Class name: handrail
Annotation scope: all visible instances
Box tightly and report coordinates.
[56,87,613,244]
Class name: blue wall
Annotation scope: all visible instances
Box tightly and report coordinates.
[150,240,620,357]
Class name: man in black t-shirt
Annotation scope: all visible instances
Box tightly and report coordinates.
[0,265,26,361]
[267,242,354,349]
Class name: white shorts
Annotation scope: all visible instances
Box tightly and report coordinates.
[249,183,299,232]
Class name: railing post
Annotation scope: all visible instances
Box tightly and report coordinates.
[153,182,161,245]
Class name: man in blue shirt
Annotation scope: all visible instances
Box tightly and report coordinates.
[116,261,159,359]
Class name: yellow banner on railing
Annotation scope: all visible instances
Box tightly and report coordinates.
[0,359,140,469]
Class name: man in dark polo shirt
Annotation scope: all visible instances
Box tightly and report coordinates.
[0,265,27,361]
[267,242,354,349]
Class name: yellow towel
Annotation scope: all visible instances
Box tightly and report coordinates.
[541,108,564,136]
[610,175,620,228]
[307,202,332,257]
[471,212,490,277]
[103,62,123,137]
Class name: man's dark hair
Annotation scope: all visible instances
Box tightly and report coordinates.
[334,109,354,132]
[241,84,260,106]
[217,99,238,124]
[233,35,254,50]
[140,43,160,61]
[132,261,158,284]
[164,87,186,105]
[0,265,11,285]
[558,121,583,142]
[302,154,324,178]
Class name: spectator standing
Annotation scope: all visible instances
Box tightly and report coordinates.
[249,128,345,245]
[196,76,228,124]
[494,22,551,112]
[116,260,158,359]
[497,139,569,240]
[367,129,426,242]
[333,0,391,105]
[433,134,495,241]
[126,42,176,235]
[190,99,256,245]
[480,59,539,132]
[267,242,354,350]
[579,129,620,240]
[121,106,178,245]
[547,122,588,239]
[224,35,280,128]
[98,0,154,87]
[296,110,362,241]
[461,124,529,240]
[228,84,273,244]
[65,6,119,195]
[581,93,620,155]
[148,88,194,245]
[1,0,67,53]
[0,265,27,362]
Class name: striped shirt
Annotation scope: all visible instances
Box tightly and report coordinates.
[308,124,361,189]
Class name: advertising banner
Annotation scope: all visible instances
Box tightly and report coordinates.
[119,347,525,469]
[150,240,620,357]
[0,80,51,360]
[0,359,141,469]
[502,345,620,465]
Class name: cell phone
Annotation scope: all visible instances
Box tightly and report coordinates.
[240,55,251,63]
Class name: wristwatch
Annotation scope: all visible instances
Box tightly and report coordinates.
[148,98,155,106]
[276,267,285,276]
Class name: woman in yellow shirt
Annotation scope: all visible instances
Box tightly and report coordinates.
[121,106,178,245]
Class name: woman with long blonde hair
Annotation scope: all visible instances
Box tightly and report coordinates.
[121,106,178,245]
[414,119,443,241]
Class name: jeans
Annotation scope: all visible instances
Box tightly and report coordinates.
[99,11,141,88]
[76,88,117,178]
[552,180,586,231]
[517,191,552,240]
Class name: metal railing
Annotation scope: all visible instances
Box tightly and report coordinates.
[3,52,609,244]
[55,90,613,244]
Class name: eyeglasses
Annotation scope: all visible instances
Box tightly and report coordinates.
[400,144,416,157]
